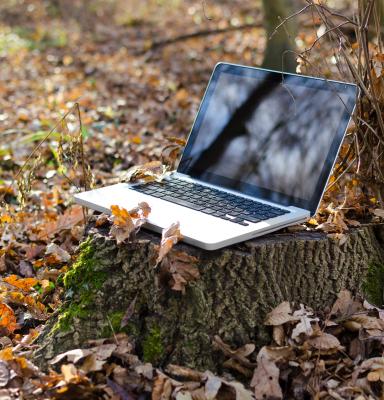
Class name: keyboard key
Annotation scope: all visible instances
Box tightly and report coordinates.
[239,215,260,223]
[162,196,204,211]
[230,217,249,226]
[202,208,216,215]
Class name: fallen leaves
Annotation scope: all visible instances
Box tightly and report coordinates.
[246,291,384,399]
[3,275,38,292]
[37,205,84,241]
[45,244,71,263]
[251,347,283,400]
[156,221,182,264]
[0,304,18,334]
[373,208,384,218]
[110,202,151,244]
[121,161,171,183]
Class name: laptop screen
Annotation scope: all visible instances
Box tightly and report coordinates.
[178,63,357,214]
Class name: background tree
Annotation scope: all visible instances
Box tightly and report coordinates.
[262,0,298,72]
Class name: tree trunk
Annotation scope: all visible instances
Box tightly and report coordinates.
[34,223,384,372]
[262,0,298,72]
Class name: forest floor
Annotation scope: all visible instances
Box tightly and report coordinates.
[0,0,383,399]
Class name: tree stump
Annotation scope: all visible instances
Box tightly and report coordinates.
[34,223,384,371]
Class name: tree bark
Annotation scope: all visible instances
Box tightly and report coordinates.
[262,0,298,72]
[34,223,384,372]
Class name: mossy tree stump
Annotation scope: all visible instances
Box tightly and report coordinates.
[34,223,384,371]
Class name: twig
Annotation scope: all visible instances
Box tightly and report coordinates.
[212,336,256,369]
[136,22,262,54]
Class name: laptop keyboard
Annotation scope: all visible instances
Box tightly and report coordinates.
[133,178,290,226]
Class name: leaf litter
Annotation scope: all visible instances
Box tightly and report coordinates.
[0,0,384,398]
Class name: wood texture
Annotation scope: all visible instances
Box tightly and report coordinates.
[34,223,384,371]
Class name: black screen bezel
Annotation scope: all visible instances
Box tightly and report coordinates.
[177,63,358,214]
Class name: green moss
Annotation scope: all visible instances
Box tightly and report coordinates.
[362,263,384,307]
[142,326,164,364]
[100,311,126,338]
[63,238,106,291]
[53,238,107,332]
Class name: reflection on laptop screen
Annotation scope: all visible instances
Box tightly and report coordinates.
[178,65,357,212]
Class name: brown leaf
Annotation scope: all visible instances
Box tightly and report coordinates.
[212,336,256,369]
[45,243,71,263]
[165,364,204,382]
[330,290,362,317]
[272,325,286,346]
[38,205,84,240]
[265,301,296,326]
[251,347,282,400]
[152,373,173,400]
[110,203,150,244]
[49,348,93,365]
[168,252,200,294]
[121,161,171,183]
[95,214,109,227]
[156,222,182,264]
[373,208,384,218]
[0,361,9,388]
[307,331,341,351]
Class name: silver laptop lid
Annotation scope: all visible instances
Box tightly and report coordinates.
[177,63,358,215]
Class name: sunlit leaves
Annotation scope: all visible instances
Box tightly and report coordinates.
[110,202,151,244]
[0,304,17,334]
[120,160,171,184]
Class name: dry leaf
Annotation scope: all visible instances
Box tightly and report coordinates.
[49,348,93,365]
[330,290,362,317]
[251,347,282,400]
[45,243,71,263]
[0,361,9,388]
[0,303,17,334]
[204,373,222,400]
[291,305,318,341]
[307,331,341,351]
[3,275,38,292]
[110,203,150,244]
[61,363,79,383]
[373,209,384,218]
[121,161,171,183]
[265,301,297,326]
[38,205,84,240]
[272,325,286,346]
[156,222,182,264]
[167,251,200,293]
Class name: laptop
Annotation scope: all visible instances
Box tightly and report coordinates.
[74,63,358,250]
